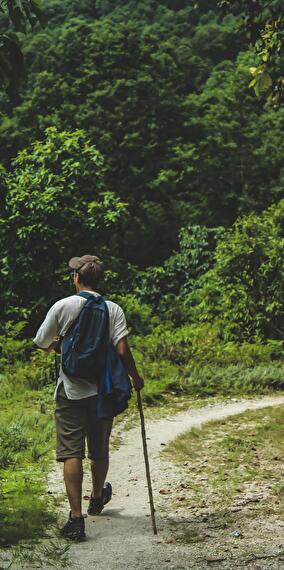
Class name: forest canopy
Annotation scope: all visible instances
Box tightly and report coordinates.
[0,0,283,341]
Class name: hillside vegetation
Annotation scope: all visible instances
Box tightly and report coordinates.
[0,0,283,548]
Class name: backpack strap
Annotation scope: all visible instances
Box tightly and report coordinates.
[77,291,99,301]
[76,292,107,311]
[61,293,107,347]
[76,291,109,347]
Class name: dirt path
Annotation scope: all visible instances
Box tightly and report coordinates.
[48,395,284,570]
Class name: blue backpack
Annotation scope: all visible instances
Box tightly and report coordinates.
[98,342,132,419]
[62,292,109,380]
[61,292,132,418]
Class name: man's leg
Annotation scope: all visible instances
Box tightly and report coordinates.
[86,396,113,506]
[64,458,83,517]
[55,384,87,521]
[90,458,109,498]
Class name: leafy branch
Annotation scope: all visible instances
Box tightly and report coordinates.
[0,0,47,89]
[218,0,284,102]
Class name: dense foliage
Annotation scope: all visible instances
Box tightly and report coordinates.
[0,1,283,547]
[0,127,128,326]
[1,1,284,269]
[187,200,284,340]
[0,0,282,352]
[0,0,282,344]
[218,0,284,101]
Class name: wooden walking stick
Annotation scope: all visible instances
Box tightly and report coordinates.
[136,389,158,535]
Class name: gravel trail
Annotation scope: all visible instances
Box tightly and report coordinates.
[48,394,284,570]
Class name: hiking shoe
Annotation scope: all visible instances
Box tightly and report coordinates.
[60,512,86,540]
[87,482,112,516]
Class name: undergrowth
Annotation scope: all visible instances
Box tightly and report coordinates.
[0,318,283,547]
[132,324,284,402]
[0,357,57,546]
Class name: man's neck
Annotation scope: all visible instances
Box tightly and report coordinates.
[76,286,96,293]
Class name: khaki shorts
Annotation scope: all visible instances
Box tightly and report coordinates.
[55,383,113,462]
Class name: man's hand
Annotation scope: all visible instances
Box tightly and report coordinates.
[45,338,61,353]
[132,375,144,391]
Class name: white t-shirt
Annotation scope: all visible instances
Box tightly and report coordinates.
[33,291,128,400]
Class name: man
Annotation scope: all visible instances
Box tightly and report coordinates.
[34,254,144,540]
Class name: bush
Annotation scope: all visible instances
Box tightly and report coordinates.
[1,127,128,327]
[130,322,284,400]
[0,422,29,468]
[137,225,223,315]
[132,322,284,369]
[27,350,58,389]
[187,200,284,341]
[0,321,32,367]
[0,362,56,545]
[114,294,159,335]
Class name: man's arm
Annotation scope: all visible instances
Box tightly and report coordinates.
[116,337,144,391]
[33,304,60,351]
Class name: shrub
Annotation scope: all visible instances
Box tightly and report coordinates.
[0,421,29,468]
[1,127,128,326]
[132,323,284,369]
[137,225,223,315]
[187,200,284,341]
[27,350,58,389]
[114,294,158,335]
[0,321,32,367]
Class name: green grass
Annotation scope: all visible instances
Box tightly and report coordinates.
[166,404,284,516]
[0,364,57,546]
[179,363,284,397]
[131,357,284,403]
[0,540,70,569]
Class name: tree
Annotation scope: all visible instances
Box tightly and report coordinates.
[1,1,283,270]
[218,0,284,102]
[0,127,127,326]
[0,0,46,89]
[0,16,212,263]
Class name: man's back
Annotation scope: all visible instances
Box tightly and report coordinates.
[34,291,128,399]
